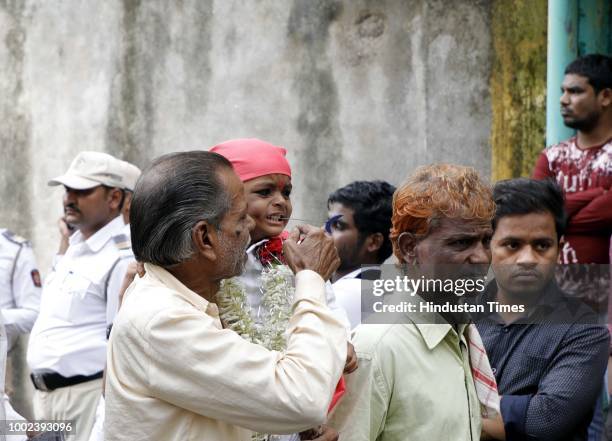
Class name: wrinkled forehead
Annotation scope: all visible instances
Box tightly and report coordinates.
[427,217,492,239]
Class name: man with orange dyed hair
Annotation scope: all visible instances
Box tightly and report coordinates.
[329,164,499,441]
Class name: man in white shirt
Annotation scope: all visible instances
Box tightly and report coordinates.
[105,151,347,441]
[27,151,135,441]
[326,181,395,329]
[0,230,41,351]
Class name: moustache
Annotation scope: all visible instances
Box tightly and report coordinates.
[64,203,80,213]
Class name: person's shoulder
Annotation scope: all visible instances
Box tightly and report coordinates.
[111,232,134,260]
[544,137,577,157]
[114,275,212,333]
[564,303,610,336]
[0,229,31,248]
[95,228,133,262]
[119,277,179,312]
[552,293,610,341]
[548,137,575,149]
[353,322,420,355]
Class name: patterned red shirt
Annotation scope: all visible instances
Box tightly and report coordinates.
[533,137,612,264]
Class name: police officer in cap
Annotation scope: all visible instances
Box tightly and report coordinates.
[27,151,137,441]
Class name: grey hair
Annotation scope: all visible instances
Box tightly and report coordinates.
[130,151,233,266]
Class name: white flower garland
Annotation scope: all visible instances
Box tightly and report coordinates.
[216,264,296,441]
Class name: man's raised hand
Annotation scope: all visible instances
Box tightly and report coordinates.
[283,225,340,281]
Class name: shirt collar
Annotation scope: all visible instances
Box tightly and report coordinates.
[337,268,367,281]
[412,321,468,350]
[414,322,453,350]
[246,237,268,254]
[403,293,468,350]
[69,215,126,252]
[143,263,210,313]
[379,265,468,349]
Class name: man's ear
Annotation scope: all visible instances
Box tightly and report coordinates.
[397,232,418,264]
[599,88,612,107]
[192,220,217,262]
[108,188,124,211]
[365,233,384,254]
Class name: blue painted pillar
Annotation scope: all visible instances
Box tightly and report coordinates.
[578,0,611,54]
[546,0,578,146]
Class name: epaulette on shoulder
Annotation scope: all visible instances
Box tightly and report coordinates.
[2,230,30,247]
[112,234,132,251]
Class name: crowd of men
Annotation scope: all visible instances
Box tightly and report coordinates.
[0,54,610,441]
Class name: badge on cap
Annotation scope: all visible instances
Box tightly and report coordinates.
[31,269,42,287]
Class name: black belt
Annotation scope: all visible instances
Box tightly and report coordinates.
[30,371,103,392]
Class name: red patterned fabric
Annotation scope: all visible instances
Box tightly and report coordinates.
[467,324,500,418]
[533,137,612,264]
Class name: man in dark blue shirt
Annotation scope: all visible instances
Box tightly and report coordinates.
[475,178,609,441]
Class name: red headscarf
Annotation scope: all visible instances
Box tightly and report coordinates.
[210,138,291,182]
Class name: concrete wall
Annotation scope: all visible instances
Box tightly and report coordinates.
[0,0,493,274]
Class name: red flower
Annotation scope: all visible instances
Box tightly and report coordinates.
[256,233,288,266]
[266,237,284,255]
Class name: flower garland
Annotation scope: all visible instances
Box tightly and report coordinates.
[217,264,295,351]
[216,236,295,441]
[216,277,262,345]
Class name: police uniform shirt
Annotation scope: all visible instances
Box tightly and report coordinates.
[27,215,134,377]
[123,222,131,238]
[0,229,41,350]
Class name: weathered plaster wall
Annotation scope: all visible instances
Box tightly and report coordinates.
[1,0,493,273]
[0,1,32,239]
[490,0,547,180]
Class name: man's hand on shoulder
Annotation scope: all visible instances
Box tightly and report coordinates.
[283,225,340,281]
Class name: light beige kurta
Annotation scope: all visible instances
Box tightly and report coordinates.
[105,264,347,441]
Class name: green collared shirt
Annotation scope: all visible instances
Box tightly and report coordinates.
[329,316,482,441]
